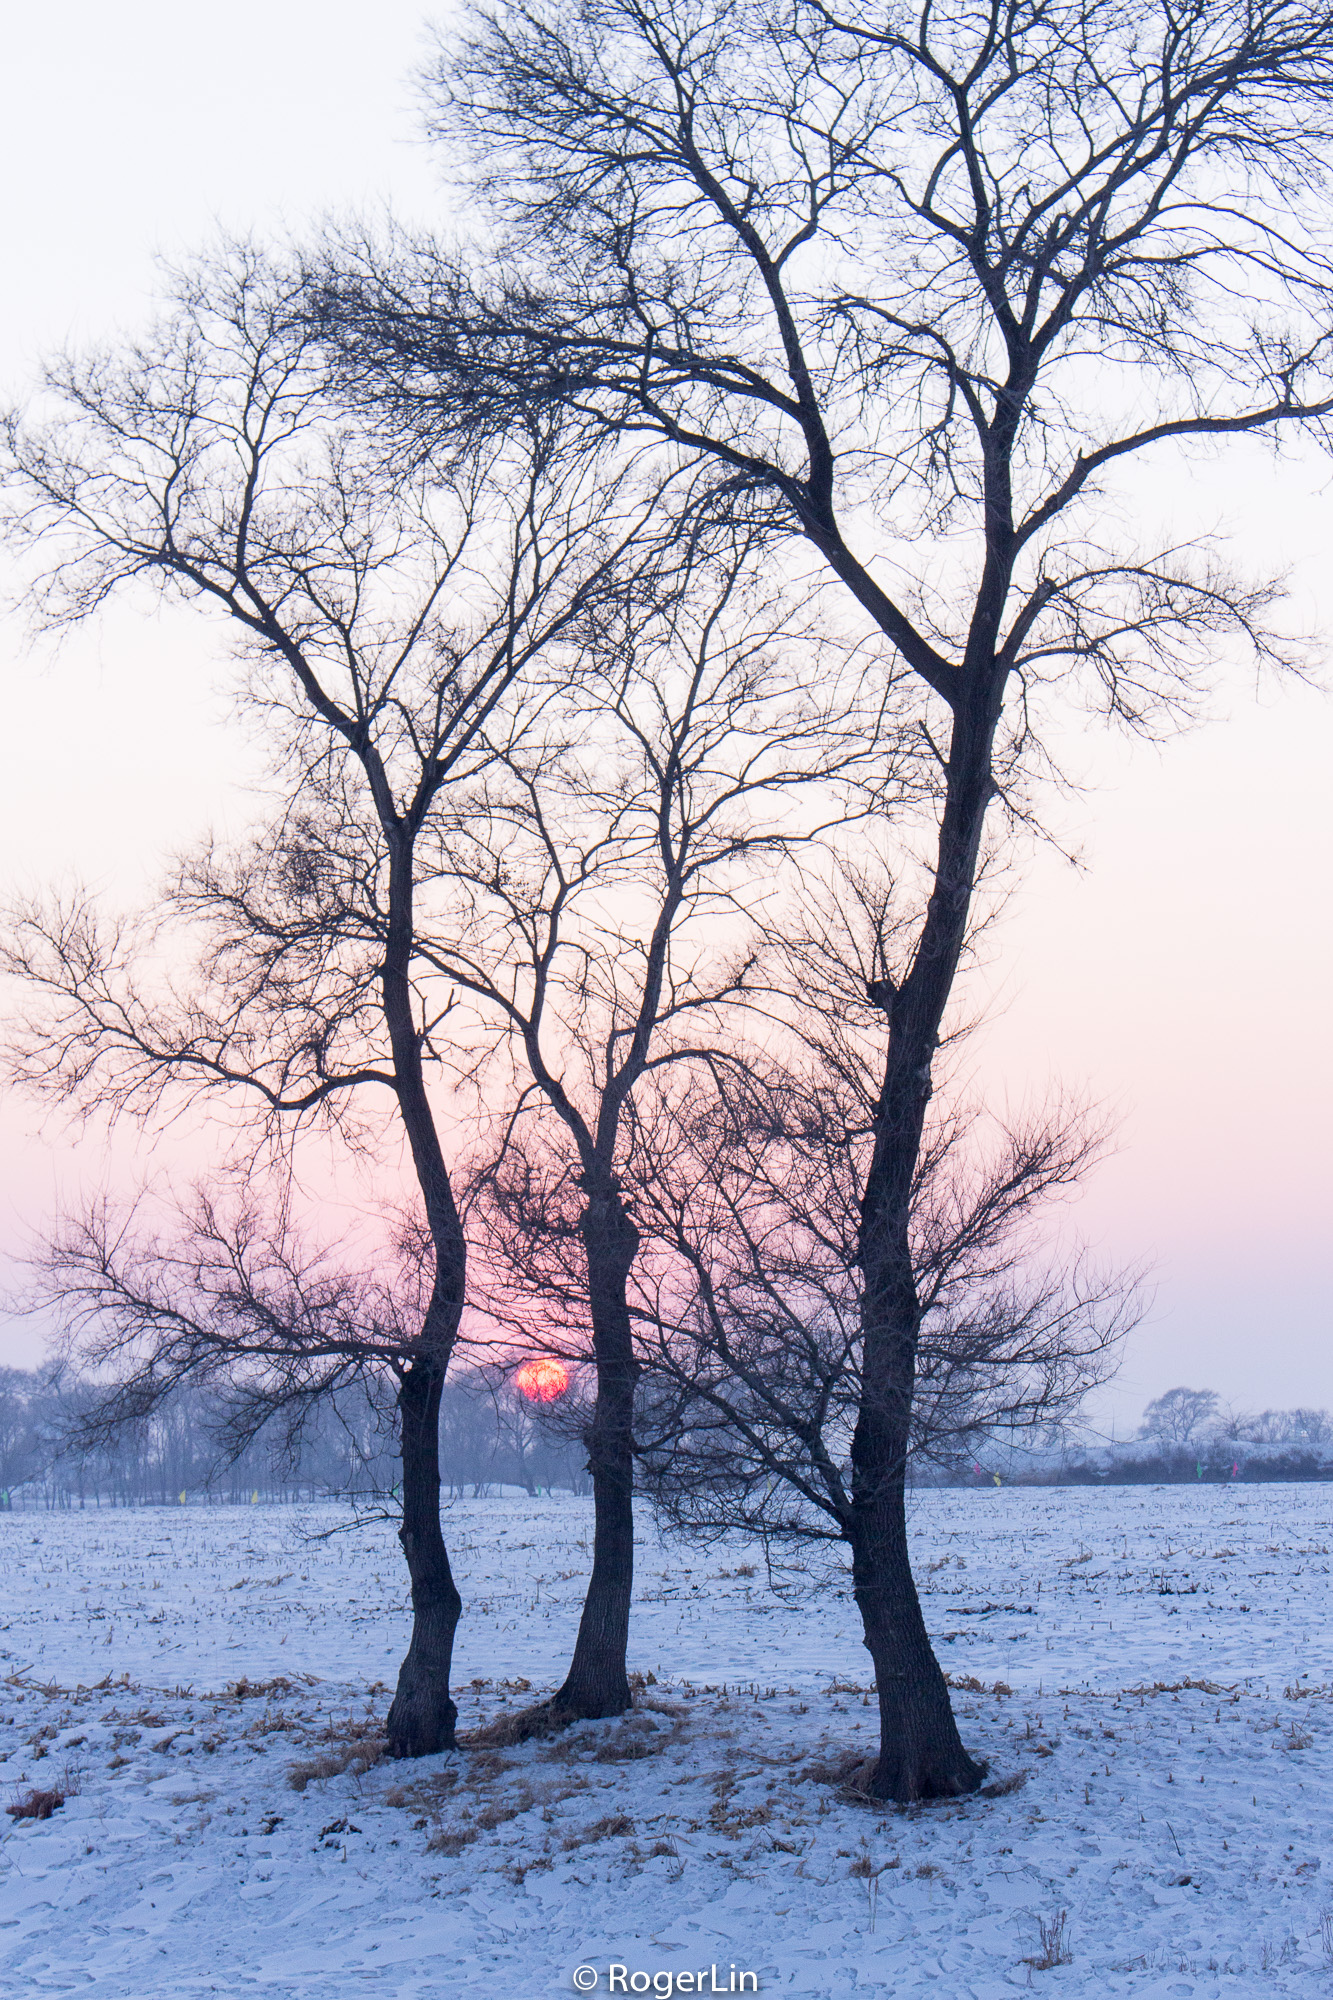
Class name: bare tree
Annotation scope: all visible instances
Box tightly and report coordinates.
[314,0,1333,1796]
[624,922,1135,1568]
[434,531,890,1721]
[1139,1385,1221,1447]
[0,244,657,1756]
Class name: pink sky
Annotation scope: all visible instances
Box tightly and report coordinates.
[1,0,1329,1431]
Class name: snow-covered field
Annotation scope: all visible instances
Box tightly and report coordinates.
[0,1482,1330,1999]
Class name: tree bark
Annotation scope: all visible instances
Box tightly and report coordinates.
[849,1315,983,1798]
[851,689,1000,1800]
[550,1183,641,1719]
[386,1357,463,1755]
[382,829,469,1758]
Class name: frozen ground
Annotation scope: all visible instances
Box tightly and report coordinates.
[0,1482,1330,1998]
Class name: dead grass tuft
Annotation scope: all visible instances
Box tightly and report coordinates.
[566,1812,634,1847]
[244,1710,298,1739]
[507,1853,554,1884]
[800,1754,860,1786]
[846,1839,899,1884]
[308,1714,382,1746]
[981,1769,1029,1798]
[286,1740,385,1792]
[226,1676,312,1701]
[6,1786,67,1821]
[536,1738,580,1764]
[466,1749,514,1781]
[464,1687,683,1754]
[710,1796,772,1835]
[475,1786,535,1831]
[1024,1910,1073,1970]
[593,1719,674,1764]
[1119,1678,1237,1699]
[463,1701,562,1749]
[381,1767,460,1826]
[801,1750,889,1805]
[944,1674,1013,1698]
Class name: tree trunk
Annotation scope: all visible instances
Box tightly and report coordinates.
[381,829,468,1758]
[851,690,1000,1800]
[551,1185,641,1719]
[386,1357,463,1757]
[849,1292,983,1799]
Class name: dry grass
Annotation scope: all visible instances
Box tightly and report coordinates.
[463,1702,562,1749]
[286,1739,385,1792]
[943,1674,1013,1698]
[800,1754,861,1786]
[981,1769,1029,1798]
[464,1683,684,1753]
[593,1719,675,1764]
[466,1750,514,1781]
[1121,1678,1237,1699]
[506,1853,554,1885]
[6,1786,67,1821]
[564,1812,634,1848]
[1024,1910,1073,1970]
[711,1796,773,1835]
[535,1737,582,1764]
[226,1676,305,1702]
[383,1767,458,1814]
[475,1786,535,1832]
[284,1709,386,1791]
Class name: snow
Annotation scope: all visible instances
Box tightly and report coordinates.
[0,1482,1330,1997]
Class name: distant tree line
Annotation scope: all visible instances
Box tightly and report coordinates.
[9,1358,1321,1508]
[998,1386,1333,1487]
[0,1366,586,1510]
[1138,1386,1332,1453]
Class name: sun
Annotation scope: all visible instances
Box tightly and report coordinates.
[515,1356,569,1403]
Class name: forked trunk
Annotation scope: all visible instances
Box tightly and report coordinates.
[551,1187,641,1719]
[386,1358,463,1757]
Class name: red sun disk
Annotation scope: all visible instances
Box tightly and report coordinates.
[515,1356,569,1403]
